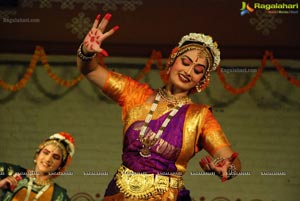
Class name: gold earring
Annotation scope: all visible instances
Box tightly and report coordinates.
[196,84,203,93]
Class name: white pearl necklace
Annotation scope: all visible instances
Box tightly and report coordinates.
[139,90,182,157]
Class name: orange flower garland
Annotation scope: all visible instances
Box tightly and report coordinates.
[216,51,268,94]
[216,51,300,94]
[0,46,83,91]
[270,53,300,87]
[39,47,84,87]
[0,47,299,93]
[135,50,163,81]
[0,47,41,91]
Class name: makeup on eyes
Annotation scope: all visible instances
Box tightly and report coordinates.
[42,148,62,161]
[181,56,206,74]
[193,65,205,74]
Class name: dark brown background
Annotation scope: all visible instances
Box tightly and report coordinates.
[0,0,299,59]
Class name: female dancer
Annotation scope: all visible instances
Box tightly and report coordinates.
[77,13,241,200]
[0,132,75,201]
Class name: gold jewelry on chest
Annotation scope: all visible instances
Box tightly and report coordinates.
[158,87,191,108]
[139,88,190,158]
[24,177,53,201]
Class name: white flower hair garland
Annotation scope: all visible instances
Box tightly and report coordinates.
[178,33,221,70]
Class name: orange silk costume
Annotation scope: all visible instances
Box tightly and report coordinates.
[102,71,231,200]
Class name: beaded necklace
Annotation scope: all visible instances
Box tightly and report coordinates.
[139,88,190,158]
[157,87,191,107]
[24,177,52,201]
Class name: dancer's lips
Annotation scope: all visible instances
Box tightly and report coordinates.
[40,161,51,168]
[178,73,191,83]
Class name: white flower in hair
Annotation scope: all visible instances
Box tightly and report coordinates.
[178,33,221,70]
[50,133,75,157]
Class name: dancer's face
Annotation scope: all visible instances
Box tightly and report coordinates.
[168,49,207,93]
[35,144,63,175]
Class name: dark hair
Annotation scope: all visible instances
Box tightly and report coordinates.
[57,140,69,169]
[180,41,214,64]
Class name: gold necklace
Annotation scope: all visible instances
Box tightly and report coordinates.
[158,87,191,107]
[33,177,52,186]
[139,90,182,158]
[25,177,52,201]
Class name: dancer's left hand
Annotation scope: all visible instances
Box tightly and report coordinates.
[199,152,238,182]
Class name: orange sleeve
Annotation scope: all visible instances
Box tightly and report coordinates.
[198,109,231,155]
[102,71,153,121]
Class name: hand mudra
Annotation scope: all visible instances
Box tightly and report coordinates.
[82,13,119,56]
[199,152,239,182]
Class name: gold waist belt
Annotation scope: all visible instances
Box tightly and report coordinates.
[115,165,184,199]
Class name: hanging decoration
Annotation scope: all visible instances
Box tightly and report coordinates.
[0,47,299,93]
[0,46,83,91]
[216,51,300,94]
[135,50,163,81]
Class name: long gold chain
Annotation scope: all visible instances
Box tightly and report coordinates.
[139,89,183,158]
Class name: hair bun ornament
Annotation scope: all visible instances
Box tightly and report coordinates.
[49,132,75,157]
[178,33,221,70]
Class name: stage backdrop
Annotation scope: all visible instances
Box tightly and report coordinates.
[0,53,300,201]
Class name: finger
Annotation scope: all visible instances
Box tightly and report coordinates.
[92,45,101,53]
[6,177,17,187]
[200,158,207,166]
[101,25,119,38]
[5,178,13,187]
[218,160,232,182]
[221,169,229,182]
[92,14,101,29]
[199,158,209,171]
[206,156,216,170]
[229,152,239,162]
[221,176,227,182]
[215,159,225,167]
[112,25,120,32]
[97,13,112,32]
[13,173,22,182]
[99,49,109,57]
[11,177,18,186]
[10,176,18,184]
[100,25,119,41]
[206,155,212,163]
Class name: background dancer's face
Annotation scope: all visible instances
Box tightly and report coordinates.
[35,144,63,175]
